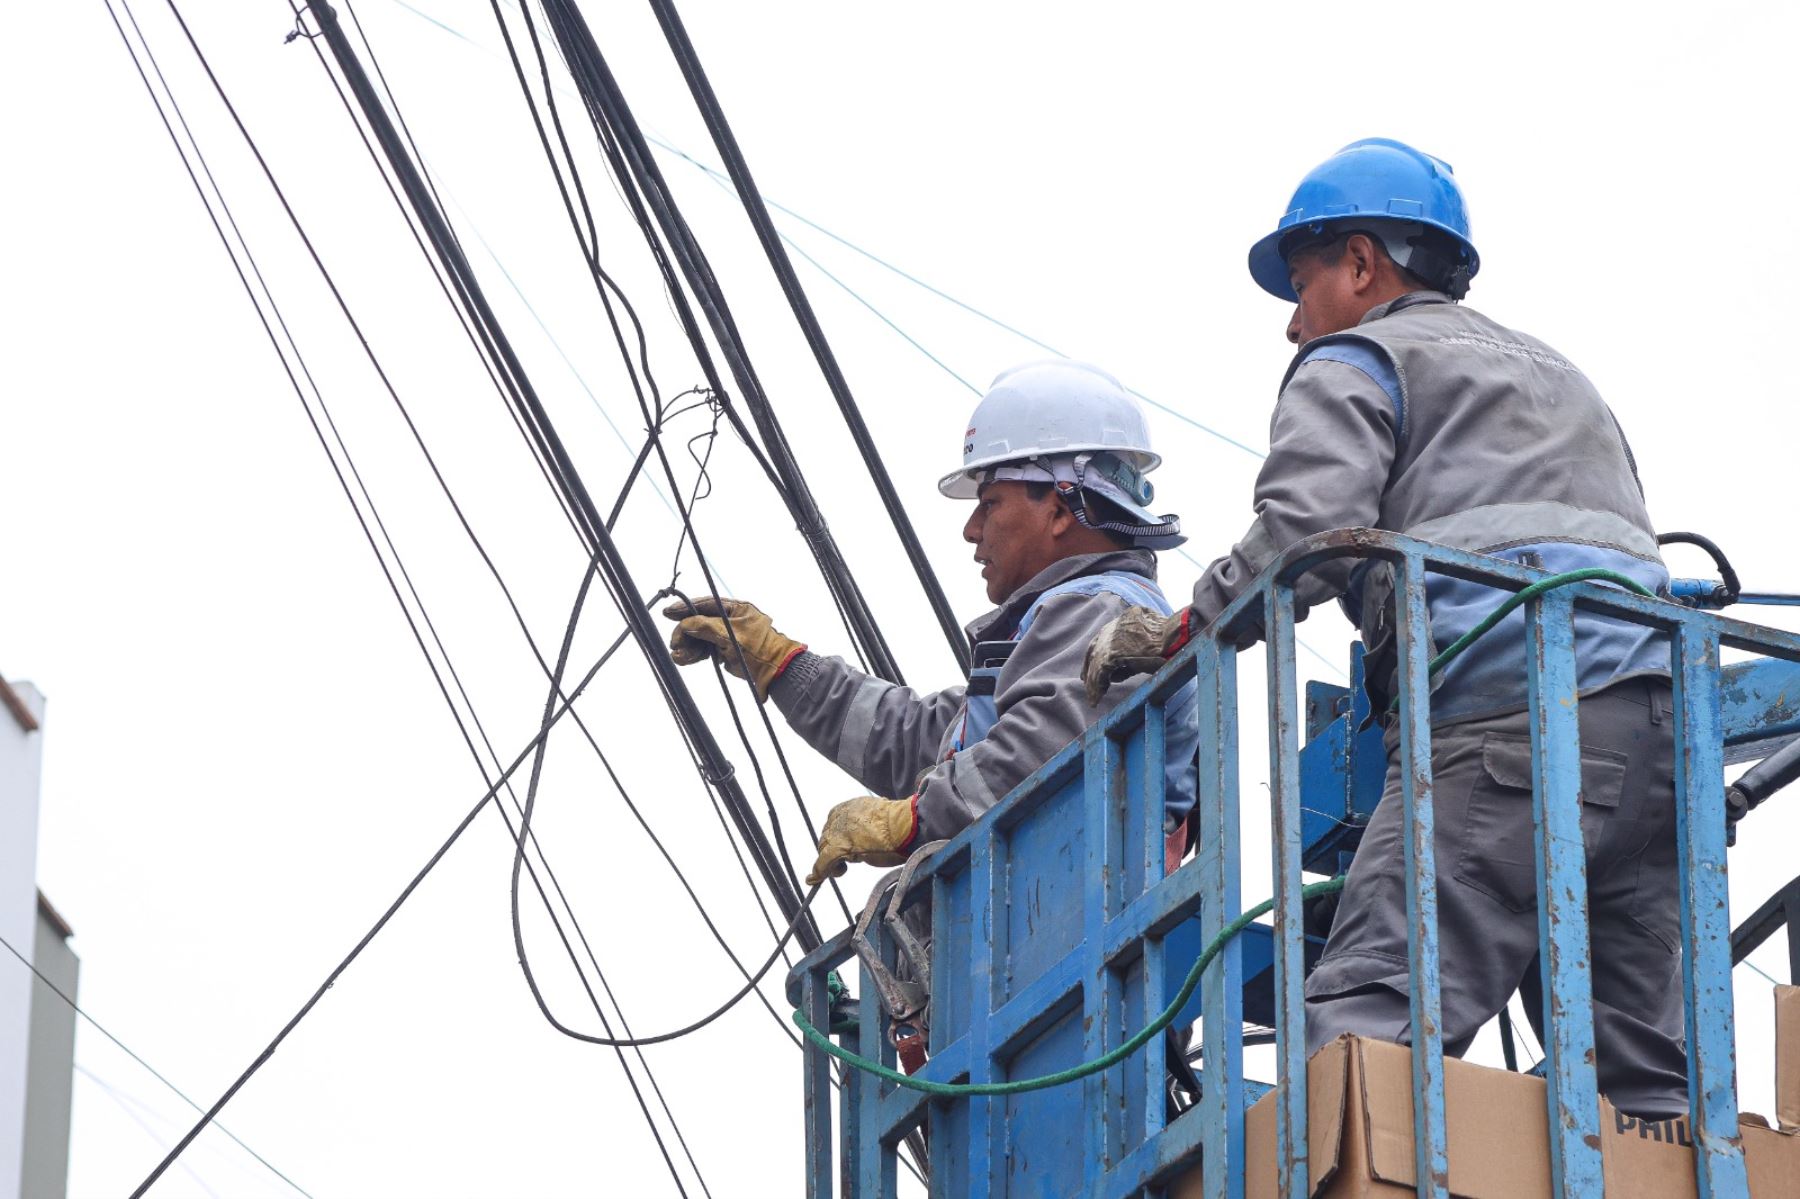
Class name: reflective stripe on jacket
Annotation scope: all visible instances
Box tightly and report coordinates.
[773,550,1201,842]
[1189,291,1667,723]
[949,570,1200,824]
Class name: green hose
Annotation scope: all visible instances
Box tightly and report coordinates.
[791,875,1345,1097]
[1405,567,1655,705]
[796,568,1662,1095]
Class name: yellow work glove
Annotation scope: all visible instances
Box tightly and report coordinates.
[662,597,805,702]
[1081,606,1195,706]
[806,796,918,887]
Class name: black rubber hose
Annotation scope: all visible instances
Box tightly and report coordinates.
[1658,531,1742,604]
[1732,736,1800,813]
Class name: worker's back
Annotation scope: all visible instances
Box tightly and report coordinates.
[1302,291,1671,720]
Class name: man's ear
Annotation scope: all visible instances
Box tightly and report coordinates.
[1046,494,1081,538]
[1346,232,1381,295]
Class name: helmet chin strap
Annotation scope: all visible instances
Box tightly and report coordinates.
[1056,483,1185,548]
[978,452,1186,550]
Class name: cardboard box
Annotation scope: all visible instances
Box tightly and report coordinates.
[1171,1033,1800,1198]
[1778,985,1800,1133]
[1601,1106,1799,1199]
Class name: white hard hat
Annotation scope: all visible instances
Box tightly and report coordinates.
[937,359,1160,499]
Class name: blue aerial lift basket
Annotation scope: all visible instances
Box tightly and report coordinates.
[788,529,1800,1198]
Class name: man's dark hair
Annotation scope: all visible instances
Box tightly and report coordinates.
[1023,480,1134,548]
[1296,228,1435,293]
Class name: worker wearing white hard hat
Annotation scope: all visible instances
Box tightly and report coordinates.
[939,359,1185,553]
[665,358,1199,894]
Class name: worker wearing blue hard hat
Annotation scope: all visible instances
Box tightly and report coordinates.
[1085,138,1688,1116]
[1245,137,1479,304]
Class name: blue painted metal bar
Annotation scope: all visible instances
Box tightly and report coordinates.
[1671,624,1751,1199]
[1103,1106,1208,1199]
[1721,656,1800,749]
[876,1042,967,1140]
[1141,701,1171,1152]
[786,529,1800,1197]
[1141,927,1170,1160]
[1265,585,1310,1199]
[983,954,1086,1053]
[1394,552,1450,1199]
[967,833,997,1199]
[1104,858,1207,961]
[1083,731,1117,1175]
[1197,639,1245,1199]
[856,955,892,1196]
[1523,590,1604,1196]
[925,870,955,1185]
[802,971,832,1199]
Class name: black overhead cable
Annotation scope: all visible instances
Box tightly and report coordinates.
[645,0,971,676]
[112,6,703,1192]
[305,0,822,953]
[491,0,872,682]
[317,0,839,983]
[323,0,840,960]
[535,0,909,686]
[314,0,817,1050]
[115,0,901,1183]
[130,622,632,1199]
[486,0,853,929]
[111,4,778,1191]
[368,12,911,1160]
[115,0,893,1189]
[311,0,820,963]
[478,0,791,508]
[77,1065,228,1199]
[317,4,593,548]
[505,558,826,1049]
[293,4,810,993]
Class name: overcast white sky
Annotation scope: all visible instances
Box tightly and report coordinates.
[6,1,1800,1195]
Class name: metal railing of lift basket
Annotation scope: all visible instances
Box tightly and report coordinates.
[787,528,1800,1199]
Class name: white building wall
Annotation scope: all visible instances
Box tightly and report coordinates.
[0,682,46,1199]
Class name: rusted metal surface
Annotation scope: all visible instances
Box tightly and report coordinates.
[790,528,1788,1198]
[1394,554,1451,1199]
[1198,638,1245,1199]
[1673,627,1751,1199]
[1265,586,1310,1199]
[801,972,833,1197]
[1525,590,1604,1196]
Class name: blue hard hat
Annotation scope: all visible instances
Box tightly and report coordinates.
[1248,138,1480,302]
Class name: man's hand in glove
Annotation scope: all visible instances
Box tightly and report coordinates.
[662,597,805,701]
[1081,606,1196,706]
[806,796,918,887]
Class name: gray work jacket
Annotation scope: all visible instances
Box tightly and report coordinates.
[773,549,1193,842]
[1190,292,1668,723]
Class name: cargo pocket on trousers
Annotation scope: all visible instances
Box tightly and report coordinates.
[1452,732,1626,913]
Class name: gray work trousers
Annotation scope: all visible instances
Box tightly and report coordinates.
[1303,677,1689,1117]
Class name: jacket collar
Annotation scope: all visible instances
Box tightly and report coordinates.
[1360,289,1451,325]
[965,549,1158,644]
